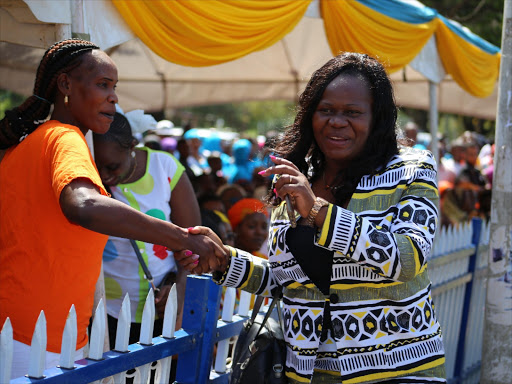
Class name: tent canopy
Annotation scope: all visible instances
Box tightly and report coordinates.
[0,0,500,120]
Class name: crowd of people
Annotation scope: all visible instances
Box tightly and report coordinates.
[136,114,495,234]
[0,38,496,383]
[401,123,494,227]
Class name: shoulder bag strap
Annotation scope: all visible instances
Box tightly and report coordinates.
[107,186,158,292]
[129,239,158,292]
[253,286,283,337]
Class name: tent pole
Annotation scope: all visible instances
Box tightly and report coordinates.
[428,81,439,172]
[480,1,512,382]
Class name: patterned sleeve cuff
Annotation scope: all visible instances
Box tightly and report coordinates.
[315,204,359,257]
[211,247,234,285]
[212,246,253,288]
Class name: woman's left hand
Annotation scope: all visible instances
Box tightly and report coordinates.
[259,156,316,218]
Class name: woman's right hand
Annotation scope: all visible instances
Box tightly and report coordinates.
[176,227,230,274]
[259,156,317,218]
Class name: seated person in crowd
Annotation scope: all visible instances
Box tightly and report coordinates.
[227,198,270,260]
[217,183,247,213]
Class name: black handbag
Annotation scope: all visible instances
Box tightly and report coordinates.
[230,289,287,384]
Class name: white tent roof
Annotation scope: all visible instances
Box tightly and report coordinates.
[0,0,498,120]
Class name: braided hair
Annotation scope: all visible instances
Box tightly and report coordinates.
[269,52,399,206]
[0,39,100,149]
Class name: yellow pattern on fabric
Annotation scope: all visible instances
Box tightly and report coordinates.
[221,149,444,382]
[286,371,312,383]
[331,281,400,289]
[352,181,438,200]
[112,0,310,66]
[239,261,255,290]
[408,236,422,275]
[318,203,333,246]
[343,357,446,384]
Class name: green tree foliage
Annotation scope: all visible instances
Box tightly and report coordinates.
[0,90,25,120]
[422,0,504,47]
[171,100,296,136]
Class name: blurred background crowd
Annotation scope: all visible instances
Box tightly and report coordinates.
[140,117,494,236]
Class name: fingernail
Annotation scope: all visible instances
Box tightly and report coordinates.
[273,188,277,194]
[270,155,276,160]
[193,260,199,265]
[185,250,193,256]
[191,254,200,260]
[187,227,195,230]
[258,170,266,175]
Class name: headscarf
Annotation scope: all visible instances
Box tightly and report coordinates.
[229,139,255,183]
[227,198,269,230]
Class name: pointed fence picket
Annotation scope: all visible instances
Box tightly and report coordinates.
[0,318,13,384]
[1,219,489,384]
[28,311,47,379]
[59,305,77,370]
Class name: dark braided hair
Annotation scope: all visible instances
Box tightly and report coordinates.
[93,112,137,149]
[0,39,100,149]
[269,52,399,206]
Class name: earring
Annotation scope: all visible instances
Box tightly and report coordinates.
[64,95,69,107]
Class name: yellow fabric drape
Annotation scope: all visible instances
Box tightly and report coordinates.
[436,22,501,98]
[321,0,500,98]
[112,0,311,67]
[321,0,438,74]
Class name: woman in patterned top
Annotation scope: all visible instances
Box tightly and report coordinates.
[177,52,445,384]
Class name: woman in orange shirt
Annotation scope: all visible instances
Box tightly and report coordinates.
[0,39,223,379]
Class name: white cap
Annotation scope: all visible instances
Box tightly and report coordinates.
[156,119,174,130]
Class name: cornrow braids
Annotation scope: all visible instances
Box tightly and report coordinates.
[0,39,100,149]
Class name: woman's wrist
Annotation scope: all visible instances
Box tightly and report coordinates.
[314,205,329,228]
[172,226,191,252]
[217,246,231,272]
[212,251,231,283]
[306,197,329,227]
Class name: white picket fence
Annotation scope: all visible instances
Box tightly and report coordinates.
[430,219,490,383]
[1,219,490,384]
[1,275,256,383]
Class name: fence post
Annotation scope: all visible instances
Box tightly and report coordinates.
[197,277,222,383]
[175,274,214,384]
[453,218,482,381]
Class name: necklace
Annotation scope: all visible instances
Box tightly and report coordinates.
[322,172,342,192]
[121,152,138,184]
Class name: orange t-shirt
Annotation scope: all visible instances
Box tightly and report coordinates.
[0,120,108,353]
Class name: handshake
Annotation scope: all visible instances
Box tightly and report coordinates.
[175,226,230,275]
